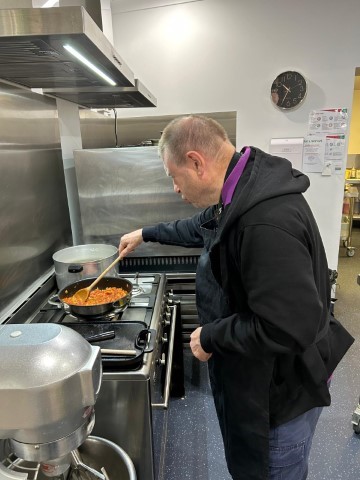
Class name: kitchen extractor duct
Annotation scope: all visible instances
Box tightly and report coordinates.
[0,6,157,108]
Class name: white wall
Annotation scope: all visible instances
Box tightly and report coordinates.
[110,0,360,269]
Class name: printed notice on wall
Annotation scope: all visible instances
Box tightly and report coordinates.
[269,137,304,171]
[308,108,348,135]
[303,137,325,173]
[325,134,346,174]
[307,108,348,175]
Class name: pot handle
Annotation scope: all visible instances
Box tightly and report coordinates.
[68,264,84,273]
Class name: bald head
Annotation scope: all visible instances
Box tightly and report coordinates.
[158,115,236,208]
[158,115,233,166]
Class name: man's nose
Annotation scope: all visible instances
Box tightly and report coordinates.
[173,182,181,194]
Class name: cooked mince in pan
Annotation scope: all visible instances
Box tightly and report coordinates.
[63,287,128,306]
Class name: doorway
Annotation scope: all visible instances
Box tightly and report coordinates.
[340,69,360,259]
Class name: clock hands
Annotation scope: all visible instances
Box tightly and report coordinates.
[279,82,303,105]
[281,88,290,105]
[279,83,292,105]
[280,82,291,92]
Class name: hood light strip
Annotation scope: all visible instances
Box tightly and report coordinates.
[41,0,59,7]
[63,44,117,86]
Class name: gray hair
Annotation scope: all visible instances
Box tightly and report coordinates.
[158,115,230,165]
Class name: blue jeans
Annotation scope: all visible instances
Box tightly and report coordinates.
[268,406,323,480]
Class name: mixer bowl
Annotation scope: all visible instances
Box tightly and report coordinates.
[0,436,137,480]
[73,436,137,480]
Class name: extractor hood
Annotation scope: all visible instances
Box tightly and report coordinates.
[0,6,157,108]
[41,79,157,108]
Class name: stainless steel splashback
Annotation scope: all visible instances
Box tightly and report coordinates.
[0,80,72,322]
[74,146,203,256]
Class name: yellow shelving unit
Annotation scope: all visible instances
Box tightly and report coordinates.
[342,180,360,256]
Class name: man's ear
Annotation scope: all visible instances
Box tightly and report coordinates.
[186,151,205,177]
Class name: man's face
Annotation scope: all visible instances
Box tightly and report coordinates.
[163,151,209,208]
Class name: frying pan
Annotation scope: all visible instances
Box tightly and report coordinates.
[56,276,133,317]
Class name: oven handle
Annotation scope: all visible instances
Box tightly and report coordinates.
[151,303,177,410]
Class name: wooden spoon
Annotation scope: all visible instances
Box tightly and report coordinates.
[73,255,123,303]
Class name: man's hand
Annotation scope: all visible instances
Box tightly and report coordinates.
[119,229,144,257]
[190,327,212,362]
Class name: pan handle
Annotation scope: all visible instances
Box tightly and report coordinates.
[86,331,116,343]
[48,294,62,308]
[136,329,156,353]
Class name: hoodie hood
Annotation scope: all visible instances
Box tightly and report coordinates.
[221,147,310,228]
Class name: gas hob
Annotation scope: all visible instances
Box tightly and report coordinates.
[4,273,163,372]
[31,273,160,327]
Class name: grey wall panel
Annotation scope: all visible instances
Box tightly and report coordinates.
[80,109,118,148]
[74,146,203,256]
[0,81,72,320]
[77,112,235,257]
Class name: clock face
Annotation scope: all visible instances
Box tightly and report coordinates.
[271,71,307,110]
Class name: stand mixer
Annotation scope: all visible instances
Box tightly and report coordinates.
[0,323,110,480]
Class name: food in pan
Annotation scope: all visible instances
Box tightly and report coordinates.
[63,287,128,306]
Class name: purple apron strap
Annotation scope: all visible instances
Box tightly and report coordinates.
[221,147,251,207]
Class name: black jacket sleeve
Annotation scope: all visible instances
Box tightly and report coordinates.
[142,207,215,248]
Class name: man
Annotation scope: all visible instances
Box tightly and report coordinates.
[119,115,354,479]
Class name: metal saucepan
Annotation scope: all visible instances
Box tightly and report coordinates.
[52,244,119,291]
[54,277,133,317]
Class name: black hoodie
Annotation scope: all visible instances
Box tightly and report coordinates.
[144,147,354,479]
[202,146,331,360]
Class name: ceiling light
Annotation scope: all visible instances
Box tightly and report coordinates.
[63,44,117,86]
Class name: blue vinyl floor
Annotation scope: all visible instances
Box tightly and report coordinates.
[162,229,360,480]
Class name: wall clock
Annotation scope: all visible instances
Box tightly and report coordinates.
[271,71,307,110]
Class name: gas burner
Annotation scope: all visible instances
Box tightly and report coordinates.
[122,274,158,296]
[132,284,144,296]
[126,273,146,297]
